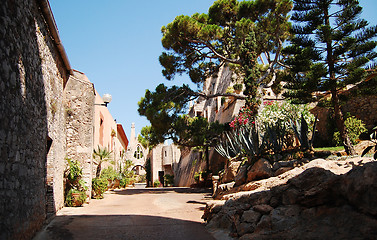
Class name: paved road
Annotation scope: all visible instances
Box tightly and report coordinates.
[34,188,216,240]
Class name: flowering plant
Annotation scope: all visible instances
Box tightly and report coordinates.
[229,106,254,129]
[257,100,315,131]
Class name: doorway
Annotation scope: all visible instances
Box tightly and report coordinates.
[158,171,165,187]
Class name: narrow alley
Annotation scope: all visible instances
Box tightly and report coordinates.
[34,188,216,240]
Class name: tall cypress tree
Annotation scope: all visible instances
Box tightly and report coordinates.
[283,0,377,155]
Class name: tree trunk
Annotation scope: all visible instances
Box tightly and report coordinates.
[331,91,356,155]
[96,162,102,178]
[205,146,209,173]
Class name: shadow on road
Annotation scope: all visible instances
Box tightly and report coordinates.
[112,187,212,196]
[35,214,215,240]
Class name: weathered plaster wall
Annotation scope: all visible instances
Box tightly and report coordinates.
[174,148,206,187]
[149,144,181,184]
[0,0,68,238]
[64,71,95,199]
[150,144,163,184]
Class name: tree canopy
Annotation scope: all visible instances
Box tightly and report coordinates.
[282,0,377,154]
[138,0,293,148]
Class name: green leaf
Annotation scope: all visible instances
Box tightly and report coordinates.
[361,146,373,157]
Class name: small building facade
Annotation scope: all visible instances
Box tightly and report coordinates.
[93,91,128,173]
[125,123,147,176]
[148,143,181,186]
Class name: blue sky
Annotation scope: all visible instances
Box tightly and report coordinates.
[49,0,377,137]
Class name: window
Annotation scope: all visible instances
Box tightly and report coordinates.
[134,145,143,159]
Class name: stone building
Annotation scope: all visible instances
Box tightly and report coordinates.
[0,1,128,238]
[1,0,73,238]
[64,70,95,201]
[93,91,128,174]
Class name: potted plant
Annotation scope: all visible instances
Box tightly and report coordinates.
[92,177,108,199]
[66,189,86,207]
[64,158,87,206]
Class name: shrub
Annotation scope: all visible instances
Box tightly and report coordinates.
[92,177,108,199]
[153,180,161,187]
[233,83,243,91]
[65,189,86,207]
[64,158,87,206]
[194,172,201,183]
[333,116,367,146]
[119,178,131,188]
[257,101,315,131]
[164,174,174,186]
[100,166,120,181]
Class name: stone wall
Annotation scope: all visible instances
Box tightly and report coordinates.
[0,0,68,239]
[342,95,377,130]
[311,95,377,145]
[64,71,95,199]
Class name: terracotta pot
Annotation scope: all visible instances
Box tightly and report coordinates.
[71,192,84,207]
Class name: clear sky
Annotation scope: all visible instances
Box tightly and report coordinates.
[49,0,377,138]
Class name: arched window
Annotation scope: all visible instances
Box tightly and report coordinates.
[133,145,143,159]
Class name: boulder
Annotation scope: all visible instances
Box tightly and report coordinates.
[221,161,241,183]
[234,164,249,186]
[247,159,273,182]
[274,167,293,176]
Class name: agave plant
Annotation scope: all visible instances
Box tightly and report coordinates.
[238,121,266,157]
[290,115,317,150]
[215,121,267,161]
[265,121,287,154]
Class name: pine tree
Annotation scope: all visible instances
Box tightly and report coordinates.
[283,0,377,155]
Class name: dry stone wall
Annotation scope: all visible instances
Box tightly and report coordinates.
[342,95,377,130]
[0,0,68,239]
[311,94,377,144]
[64,72,95,199]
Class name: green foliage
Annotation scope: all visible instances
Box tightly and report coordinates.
[137,174,146,183]
[64,158,87,206]
[290,115,318,150]
[120,178,130,188]
[283,0,377,154]
[333,116,367,146]
[144,158,151,185]
[194,172,201,183]
[361,126,377,160]
[139,0,293,148]
[65,189,86,207]
[216,101,316,159]
[138,126,153,149]
[100,166,121,181]
[283,0,377,103]
[65,158,83,185]
[92,178,108,199]
[233,83,243,91]
[257,101,315,131]
[153,180,161,188]
[138,85,226,147]
[164,174,174,186]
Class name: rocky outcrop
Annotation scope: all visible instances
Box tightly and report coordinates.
[222,161,242,184]
[246,159,273,182]
[204,158,377,239]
